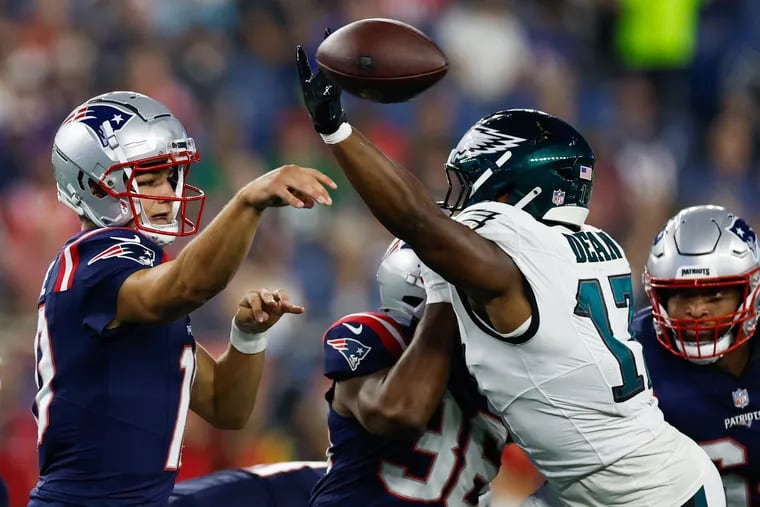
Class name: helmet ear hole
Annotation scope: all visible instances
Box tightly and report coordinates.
[402,296,424,307]
[88,178,107,199]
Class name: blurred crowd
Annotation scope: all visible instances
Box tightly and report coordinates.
[0,0,759,505]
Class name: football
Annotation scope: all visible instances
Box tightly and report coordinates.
[316,18,448,103]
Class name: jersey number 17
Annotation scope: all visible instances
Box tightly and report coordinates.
[574,274,652,403]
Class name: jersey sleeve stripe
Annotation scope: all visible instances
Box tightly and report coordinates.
[55,240,79,292]
[361,313,408,353]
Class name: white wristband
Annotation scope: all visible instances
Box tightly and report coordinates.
[229,317,268,355]
[319,122,352,144]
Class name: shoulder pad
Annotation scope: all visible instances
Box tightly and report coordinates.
[455,202,526,247]
[456,202,514,230]
[49,228,163,293]
[79,228,164,267]
[322,312,410,380]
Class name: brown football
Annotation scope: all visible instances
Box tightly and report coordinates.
[316,18,448,103]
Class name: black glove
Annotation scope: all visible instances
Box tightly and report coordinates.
[296,30,346,135]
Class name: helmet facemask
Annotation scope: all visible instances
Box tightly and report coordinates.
[644,205,760,365]
[53,92,208,246]
[645,272,760,364]
[439,156,478,214]
[104,140,205,245]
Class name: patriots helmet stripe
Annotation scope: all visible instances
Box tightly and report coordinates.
[67,104,135,148]
[729,217,759,256]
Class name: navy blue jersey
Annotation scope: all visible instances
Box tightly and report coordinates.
[169,462,326,507]
[635,307,760,507]
[30,228,196,506]
[312,312,507,507]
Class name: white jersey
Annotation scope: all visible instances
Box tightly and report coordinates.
[445,202,722,506]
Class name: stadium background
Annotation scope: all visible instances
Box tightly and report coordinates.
[0,0,759,505]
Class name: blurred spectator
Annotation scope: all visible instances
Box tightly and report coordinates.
[436,0,530,103]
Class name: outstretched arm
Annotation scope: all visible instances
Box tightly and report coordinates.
[115,165,335,326]
[332,303,458,439]
[296,47,517,300]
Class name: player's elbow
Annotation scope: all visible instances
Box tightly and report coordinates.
[387,210,434,243]
[358,398,428,439]
[168,259,230,309]
[142,278,222,323]
[389,212,451,257]
[181,285,219,309]
[217,419,247,431]
[165,281,221,317]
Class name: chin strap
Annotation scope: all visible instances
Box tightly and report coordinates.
[140,221,180,246]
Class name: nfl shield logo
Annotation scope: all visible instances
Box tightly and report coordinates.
[732,388,750,409]
[552,190,566,206]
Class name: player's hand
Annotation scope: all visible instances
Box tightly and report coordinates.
[234,288,304,334]
[296,29,346,135]
[240,164,337,211]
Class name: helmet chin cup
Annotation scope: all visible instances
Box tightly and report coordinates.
[142,221,180,246]
[673,329,733,365]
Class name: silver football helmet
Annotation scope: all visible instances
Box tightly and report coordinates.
[643,205,760,364]
[52,91,205,245]
[377,238,426,327]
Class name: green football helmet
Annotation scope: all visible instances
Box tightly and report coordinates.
[442,109,595,226]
